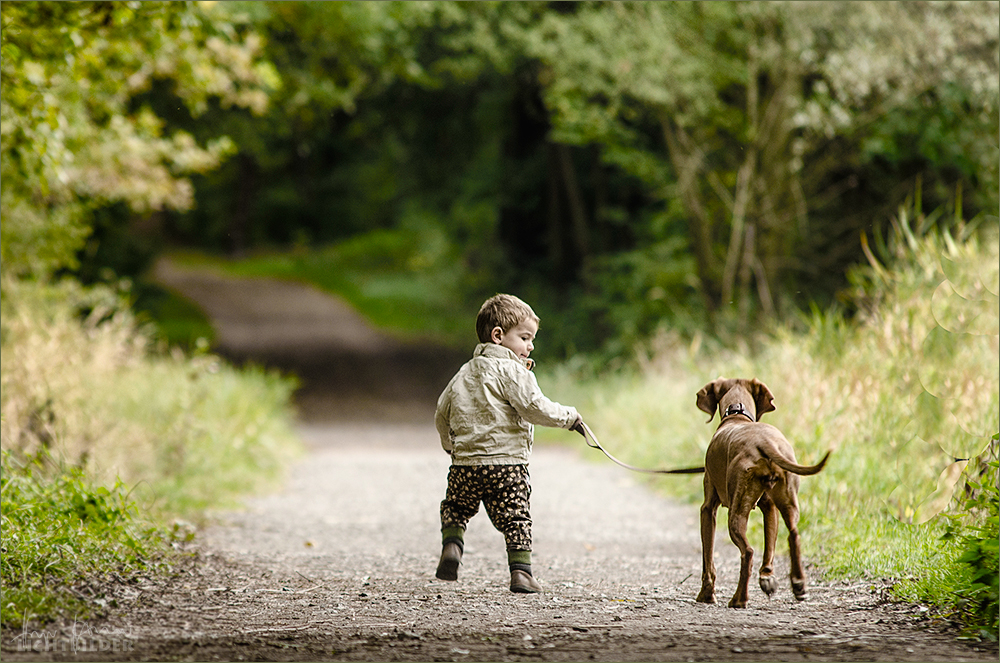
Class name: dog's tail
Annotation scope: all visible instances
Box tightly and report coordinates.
[759,446,831,476]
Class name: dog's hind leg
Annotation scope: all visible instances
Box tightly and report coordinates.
[726,489,762,608]
[780,497,807,600]
[758,495,779,598]
[696,491,720,604]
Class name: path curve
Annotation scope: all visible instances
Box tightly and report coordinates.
[4,260,993,662]
[151,258,467,424]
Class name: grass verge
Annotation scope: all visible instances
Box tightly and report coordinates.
[132,280,216,351]
[1,277,302,628]
[1,452,170,626]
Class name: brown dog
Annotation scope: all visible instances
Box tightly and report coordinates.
[695,378,830,608]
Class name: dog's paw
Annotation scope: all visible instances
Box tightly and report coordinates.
[759,574,778,597]
[695,589,716,604]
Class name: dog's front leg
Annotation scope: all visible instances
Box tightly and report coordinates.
[696,493,720,604]
[727,489,762,608]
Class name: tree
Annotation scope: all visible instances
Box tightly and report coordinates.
[514,1,998,328]
[34,1,994,356]
[163,1,453,254]
[0,1,277,280]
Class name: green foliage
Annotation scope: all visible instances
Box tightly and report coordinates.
[9,2,996,356]
[520,1,998,323]
[0,1,275,279]
[163,1,464,254]
[947,452,999,640]
[37,1,989,358]
[1,450,168,627]
[225,1,442,118]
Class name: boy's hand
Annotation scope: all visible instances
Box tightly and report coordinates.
[569,416,585,436]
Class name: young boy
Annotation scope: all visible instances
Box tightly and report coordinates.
[434,294,583,593]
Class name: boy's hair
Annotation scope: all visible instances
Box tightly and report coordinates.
[476,294,539,343]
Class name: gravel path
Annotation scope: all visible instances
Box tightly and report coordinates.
[4,260,994,662]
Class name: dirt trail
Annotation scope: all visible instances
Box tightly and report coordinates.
[149,259,468,424]
[4,260,995,662]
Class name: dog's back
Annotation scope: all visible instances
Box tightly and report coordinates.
[695,377,832,608]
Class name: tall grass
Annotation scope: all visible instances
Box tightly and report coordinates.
[1,277,302,626]
[540,210,998,634]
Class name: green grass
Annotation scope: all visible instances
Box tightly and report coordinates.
[1,277,302,628]
[1,452,172,625]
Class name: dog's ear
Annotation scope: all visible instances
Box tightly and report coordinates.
[696,381,721,423]
[751,379,775,420]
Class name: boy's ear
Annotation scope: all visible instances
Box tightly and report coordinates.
[490,326,504,344]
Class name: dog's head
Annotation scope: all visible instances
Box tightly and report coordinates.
[696,378,775,423]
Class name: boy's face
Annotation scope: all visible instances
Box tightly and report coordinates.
[491,317,538,361]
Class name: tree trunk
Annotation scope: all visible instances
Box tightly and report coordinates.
[555,142,591,277]
[591,144,607,255]
[660,116,720,312]
[546,143,565,276]
[230,153,257,257]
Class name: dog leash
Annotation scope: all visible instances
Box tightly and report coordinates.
[579,422,705,475]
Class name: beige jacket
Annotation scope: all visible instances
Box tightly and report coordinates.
[435,343,579,465]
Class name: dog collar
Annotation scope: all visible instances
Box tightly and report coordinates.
[723,403,755,422]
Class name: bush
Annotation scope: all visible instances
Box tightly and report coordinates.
[1,278,301,516]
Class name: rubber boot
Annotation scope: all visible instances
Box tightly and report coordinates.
[435,541,463,581]
[509,567,542,593]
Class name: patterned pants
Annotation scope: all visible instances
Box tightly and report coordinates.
[440,464,532,551]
